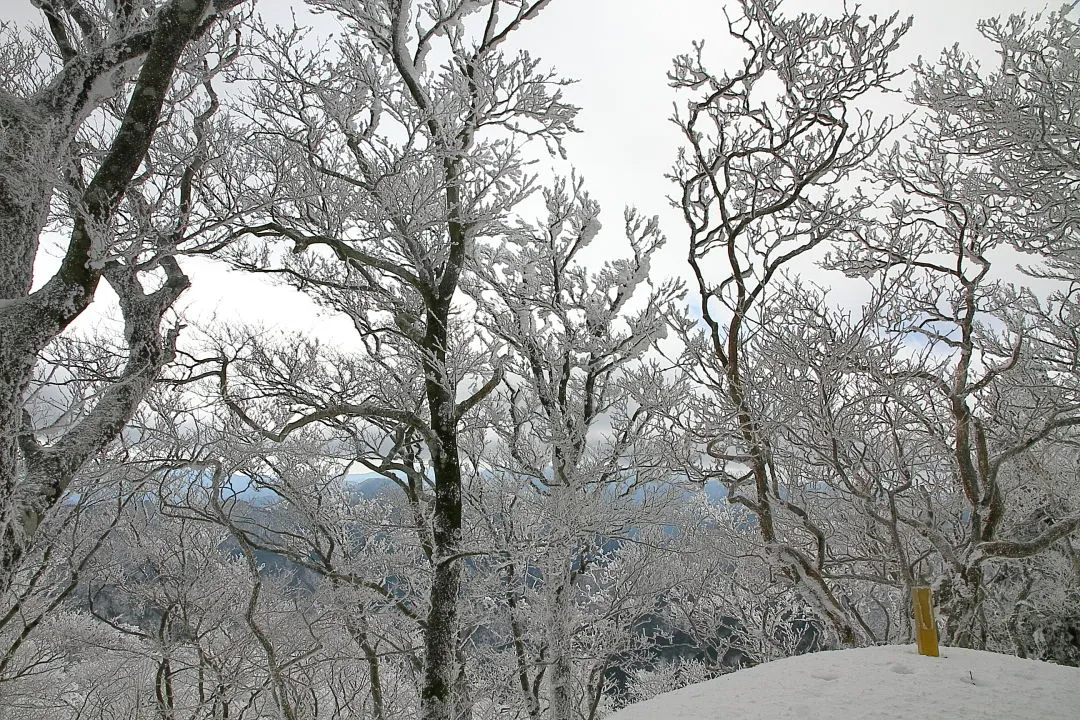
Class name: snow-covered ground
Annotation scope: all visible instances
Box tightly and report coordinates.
[609,645,1080,720]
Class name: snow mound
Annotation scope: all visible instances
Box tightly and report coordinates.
[609,645,1080,720]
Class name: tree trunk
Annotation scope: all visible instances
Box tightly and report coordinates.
[420,299,465,720]
[0,0,214,590]
[548,488,576,720]
[548,607,575,720]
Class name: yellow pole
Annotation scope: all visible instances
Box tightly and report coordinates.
[912,586,939,657]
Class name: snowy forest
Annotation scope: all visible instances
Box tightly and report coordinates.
[0,0,1078,718]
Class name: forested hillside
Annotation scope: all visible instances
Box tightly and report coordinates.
[1,1,1077,719]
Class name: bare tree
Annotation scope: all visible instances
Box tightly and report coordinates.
[464,176,684,720]
[817,63,1080,650]
[0,0,250,589]
[219,3,574,717]
[668,0,909,645]
[781,2,1080,649]
[0,462,146,703]
[910,2,1079,260]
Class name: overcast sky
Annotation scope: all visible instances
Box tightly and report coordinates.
[2,0,1053,338]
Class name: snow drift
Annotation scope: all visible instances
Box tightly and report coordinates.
[609,645,1080,720]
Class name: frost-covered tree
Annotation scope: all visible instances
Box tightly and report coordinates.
[811,4,1080,648]
[0,460,152,710]
[83,498,278,720]
[664,3,1080,657]
[0,0,249,589]
[216,2,575,718]
[683,3,1080,656]
[463,176,685,720]
[191,430,426,720]
[909,2,1080,433]
[910,3,1079,261]
[669,0,910,645]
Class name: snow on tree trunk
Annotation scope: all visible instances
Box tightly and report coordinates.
[0,0,242,590]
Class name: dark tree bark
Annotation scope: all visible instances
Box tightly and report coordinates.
[0,0,245,588]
